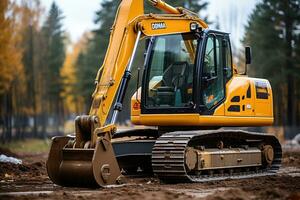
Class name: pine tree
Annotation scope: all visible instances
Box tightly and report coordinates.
[74,0,121,113]
[18,0,43,138]
[41,2,65,133]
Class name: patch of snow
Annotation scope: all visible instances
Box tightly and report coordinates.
[104,184,127,188]
[0,191,53,196]
[283,133,300,151]
[0,154,22,165]
[278,167,300,177]
[169,187,230,198]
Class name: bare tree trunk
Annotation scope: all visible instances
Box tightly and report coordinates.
[5,90,13,142]
[0,96,4,143]
[284,1,296,138]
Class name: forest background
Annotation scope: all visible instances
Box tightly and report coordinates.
[0,0,299,143]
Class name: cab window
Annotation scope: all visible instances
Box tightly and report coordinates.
[145,33,198,108]
[224,38,232,81]
[202,35,225,109]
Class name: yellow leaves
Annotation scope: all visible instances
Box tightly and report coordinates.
[60,32,90,113]
[0,0,23,95]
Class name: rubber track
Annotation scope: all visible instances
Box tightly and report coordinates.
[151,130,282,183]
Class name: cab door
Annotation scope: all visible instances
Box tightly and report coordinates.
[200,33,225,114]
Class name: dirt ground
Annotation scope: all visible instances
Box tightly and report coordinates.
[0,148,299,200]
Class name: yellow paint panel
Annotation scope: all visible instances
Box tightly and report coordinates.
[213,103,224,116]
[131,114,273,126]
[139,17,203,36]
[224,77,254,117]
[254,80,273,117]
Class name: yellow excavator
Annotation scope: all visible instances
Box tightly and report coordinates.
[47,0,281,187]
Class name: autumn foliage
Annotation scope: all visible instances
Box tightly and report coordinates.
[1,0,299,142]
[0,0,67,141]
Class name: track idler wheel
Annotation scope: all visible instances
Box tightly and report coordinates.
[262,145,274,166]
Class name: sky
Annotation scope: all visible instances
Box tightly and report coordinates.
[40,0,259,50]
[206,0,259,51]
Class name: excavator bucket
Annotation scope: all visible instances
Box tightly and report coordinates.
[46,135,121,187]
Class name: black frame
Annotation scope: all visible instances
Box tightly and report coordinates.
[224,37,234,82]
[141,32,201,114]
[198,30,233,115]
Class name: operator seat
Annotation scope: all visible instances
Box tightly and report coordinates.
[156,61,189,106]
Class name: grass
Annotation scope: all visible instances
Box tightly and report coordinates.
[1,138,51,154]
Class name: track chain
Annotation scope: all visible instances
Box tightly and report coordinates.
[152,130,282,183]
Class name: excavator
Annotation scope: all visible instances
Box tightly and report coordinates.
[46,0,282,187]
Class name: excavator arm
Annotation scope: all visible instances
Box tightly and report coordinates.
[47,0,208,187]
[84,0,207,146]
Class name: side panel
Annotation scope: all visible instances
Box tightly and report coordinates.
[253,78,273,117]
[224,77,255,116]
[224,77,273,118]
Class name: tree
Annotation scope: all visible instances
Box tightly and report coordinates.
[243,0,300,136]
[0,0,25,141]
[0,0,23,95]
[74,0,121,113]
[41,2,66,134]
[18,0,43,138]
[61,33,89,115]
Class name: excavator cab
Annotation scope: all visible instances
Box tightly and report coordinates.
[132,28,274,127]
[142,31,230,114]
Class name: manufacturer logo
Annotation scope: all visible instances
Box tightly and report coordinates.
[151,22,166,30]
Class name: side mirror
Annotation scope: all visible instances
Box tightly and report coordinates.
[245,46,252,65]
[242,46,251,75]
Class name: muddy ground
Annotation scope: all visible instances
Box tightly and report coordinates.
[0,148,299,200]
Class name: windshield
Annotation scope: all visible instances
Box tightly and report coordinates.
[145,33,198,109]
